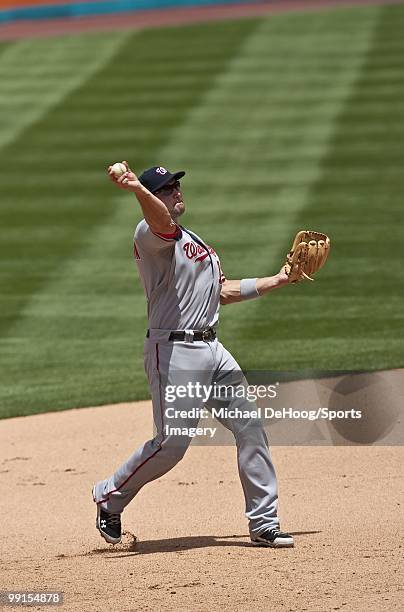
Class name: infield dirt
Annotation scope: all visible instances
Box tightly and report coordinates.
[1,400,403,611]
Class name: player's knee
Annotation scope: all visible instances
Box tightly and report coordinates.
[234,420,267,446]
[162,440,189,466]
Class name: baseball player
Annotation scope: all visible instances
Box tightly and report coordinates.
[92,162,294,548]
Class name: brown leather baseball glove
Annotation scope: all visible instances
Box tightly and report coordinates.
[285,230,330,283]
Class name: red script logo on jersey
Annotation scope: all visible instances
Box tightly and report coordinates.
[183,241,216,263]
[183,241,225,284]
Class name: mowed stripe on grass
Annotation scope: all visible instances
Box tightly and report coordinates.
[0,19,260,417]
[0,5,402,417]
[0,29,132,336]
[0,31,131,152]
[160,6,381,369]
[235,3,404,370]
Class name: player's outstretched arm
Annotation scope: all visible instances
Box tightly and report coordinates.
[220,266,289,305]
[107,161,176,234]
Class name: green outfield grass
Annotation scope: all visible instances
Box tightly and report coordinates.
[1,3,403,418]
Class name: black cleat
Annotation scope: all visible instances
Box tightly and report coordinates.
[96,505,122,544]
[251,528,294,548]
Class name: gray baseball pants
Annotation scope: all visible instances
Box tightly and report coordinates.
[93,336,280,537]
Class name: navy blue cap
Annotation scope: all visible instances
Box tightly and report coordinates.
[138,166,185,193]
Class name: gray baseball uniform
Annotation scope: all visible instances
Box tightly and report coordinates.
[93,219,280,537]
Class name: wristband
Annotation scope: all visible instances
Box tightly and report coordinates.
[240,278,260,300]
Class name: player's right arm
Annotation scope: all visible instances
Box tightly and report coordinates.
[107,161,176,235]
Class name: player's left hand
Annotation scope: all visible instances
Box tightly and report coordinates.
[284,230,330,283]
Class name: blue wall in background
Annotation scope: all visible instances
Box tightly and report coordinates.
[0,0,260,24]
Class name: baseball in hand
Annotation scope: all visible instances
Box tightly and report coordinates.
[110,162,127,178]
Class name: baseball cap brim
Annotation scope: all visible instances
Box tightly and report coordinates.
[167,171,185,183]
[153,170,185,192]
[139,167,186,193]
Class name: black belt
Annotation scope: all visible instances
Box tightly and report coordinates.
[146,328,216,342]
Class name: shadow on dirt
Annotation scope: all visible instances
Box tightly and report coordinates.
[85,530,321,557]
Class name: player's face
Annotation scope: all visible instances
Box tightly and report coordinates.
[154,180,185,220]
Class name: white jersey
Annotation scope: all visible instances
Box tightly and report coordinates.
[133,219,226,330]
